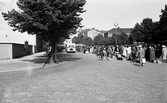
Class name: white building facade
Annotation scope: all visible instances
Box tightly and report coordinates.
[0,0,36,59]
[87,29,103,40]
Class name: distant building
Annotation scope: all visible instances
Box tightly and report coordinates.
[105,28,132,38]
[87,28,104,40]
[64,28,105,45]
[64,33,78,45]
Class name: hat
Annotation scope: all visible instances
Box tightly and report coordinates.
[162,45,166,48]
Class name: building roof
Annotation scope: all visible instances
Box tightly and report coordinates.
[106,28,132,34]
[99,30,108,34]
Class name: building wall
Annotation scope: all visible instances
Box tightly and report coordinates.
[87,29,103,40]
[0,43,33,59]
[106,28,132,37]
[107,32,130,37]
[0,44,12,59]
[0,0,36,46]
[107,32,113,37]
[12,44,26,58]
[12,43,33,58]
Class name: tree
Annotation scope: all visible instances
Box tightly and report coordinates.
[159,5,167,42]
[119,32,129,45]
[94,34,105,45]
[130,18,154,44]
[75,33,85,44]
[152,21,161,43]
[2,0,86,64]
[111,33,119,45]
[129,23,144,43]
[72,36,77,43]
[140,18,154,43]
[106,37,115,45]
[85,37,93,46]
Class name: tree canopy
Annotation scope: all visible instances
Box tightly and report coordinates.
[72,31,93,46]
[94,34,106,45]
[129,18,154,44]
[1,0,86,63]
[2,0,86,43]
[129,5,167,44]
[159,5,167,42]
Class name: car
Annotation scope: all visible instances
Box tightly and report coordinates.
[66,43,76,53]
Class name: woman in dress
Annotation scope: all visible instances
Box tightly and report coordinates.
[138,45,145,66]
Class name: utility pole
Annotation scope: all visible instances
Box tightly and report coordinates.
[114,23,118,46]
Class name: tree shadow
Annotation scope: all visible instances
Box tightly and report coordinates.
[133,63,140,66]
[21,52,82,64]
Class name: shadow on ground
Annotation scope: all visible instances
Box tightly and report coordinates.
[21,52,82,64]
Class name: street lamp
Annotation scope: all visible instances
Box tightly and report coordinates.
[114,23,118,46]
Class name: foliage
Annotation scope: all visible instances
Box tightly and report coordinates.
[72,36,77,43]
[94,34,105,45]
[85,37,94,45]
[152,21,161,43]
[72,4,167,46]
[130,18,154,44]
[129,23,143,43]
[75,33,85,44]
[72,33,93,46]
[106,37,114,45]
[118,32,129,45]
[1,0,86,63]
[109,32,129,45]
[159,5,167,42]
[2,0,86,43]
[140,18,154,43]
[129,5,167,44]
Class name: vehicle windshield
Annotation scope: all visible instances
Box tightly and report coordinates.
[69,45,75,48]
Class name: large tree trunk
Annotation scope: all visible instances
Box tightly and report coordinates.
[49,38,59,64]
[48,48,59,64]
[42,38,59,68]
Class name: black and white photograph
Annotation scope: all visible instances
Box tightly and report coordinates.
[0,0,167,102]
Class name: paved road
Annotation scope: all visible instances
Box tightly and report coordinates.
[0,52,167,103]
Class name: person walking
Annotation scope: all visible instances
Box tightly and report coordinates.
[138,45,145,66]
[103,46,109,61]
[99,46,104,60]
[145,45,150,62]
[83,46,87,54]
[131,45,137,62]
[162,45,167,62]
[149,45,155,63]
[126,45,131,60]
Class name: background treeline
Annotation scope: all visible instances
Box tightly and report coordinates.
[72,5,167,46]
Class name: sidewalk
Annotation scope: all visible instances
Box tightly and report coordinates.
[0,52,48,73]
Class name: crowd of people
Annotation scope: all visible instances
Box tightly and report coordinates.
[81,44,167,66]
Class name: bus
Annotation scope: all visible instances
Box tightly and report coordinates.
[66,43,76,53]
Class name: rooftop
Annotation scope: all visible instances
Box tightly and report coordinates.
[106,28,132,34]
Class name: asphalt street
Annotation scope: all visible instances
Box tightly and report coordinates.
[0,51,167,103]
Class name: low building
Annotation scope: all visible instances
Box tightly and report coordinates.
[87,28,104,40]
[105,28,132,38]
[0,0,36,59]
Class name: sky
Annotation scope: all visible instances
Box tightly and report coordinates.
[0,0,166,31]
[80,0,167,30]
[0,0,17,11]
